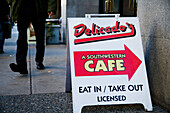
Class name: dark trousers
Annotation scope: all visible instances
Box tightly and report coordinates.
[0,21,5,52]
[17,17,45,70]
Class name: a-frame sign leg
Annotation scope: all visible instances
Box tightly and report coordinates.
[65,32,72,93]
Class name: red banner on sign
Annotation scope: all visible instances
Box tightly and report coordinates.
[74,45,142,81]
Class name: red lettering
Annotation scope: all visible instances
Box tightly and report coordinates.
[92,23,96,35]
[73,21,134,38]
[74,24,86,37]
[105,26,111,33]
[111,21,119,33]
[85,29,91,36]
[119,25,127,32]
[99,27,105,34]
[96,29,99,34]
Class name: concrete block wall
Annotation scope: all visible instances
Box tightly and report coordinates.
[67,0,99,17]
[61,0,99,44]
[137,0,170,112]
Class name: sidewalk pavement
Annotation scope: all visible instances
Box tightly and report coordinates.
[0,26,168,113]
[0,26,66,95]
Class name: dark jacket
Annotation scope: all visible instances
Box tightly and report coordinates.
[0,0,10,21]
[10,0,48,22]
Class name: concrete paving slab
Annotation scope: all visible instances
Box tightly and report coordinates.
[0,26,67,96]
[0,26,30,95]
[30,44,66,94]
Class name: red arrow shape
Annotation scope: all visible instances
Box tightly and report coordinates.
[74,45,142,81]
[123,45,142,80]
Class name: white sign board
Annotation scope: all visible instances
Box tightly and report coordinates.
[68,17,153,113]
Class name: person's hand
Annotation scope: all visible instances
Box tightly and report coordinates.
[49,11,54,16]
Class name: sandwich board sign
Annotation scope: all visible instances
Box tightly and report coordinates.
[68,14,153,113]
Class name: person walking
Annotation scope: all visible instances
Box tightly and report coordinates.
[9,0,48,74]
[0,0,10,54]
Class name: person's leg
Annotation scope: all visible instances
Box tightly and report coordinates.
[15,18,30,72]
[0,21,5,53]
[32,20,45,69]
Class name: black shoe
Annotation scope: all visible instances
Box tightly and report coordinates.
[36,62,45,70]
[9,63,20,72]
[9,63,28,74]
[19,70,28,74]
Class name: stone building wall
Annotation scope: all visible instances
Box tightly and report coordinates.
[61,0,99,43]
[67,0,99,17]
[137,0,170,112]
